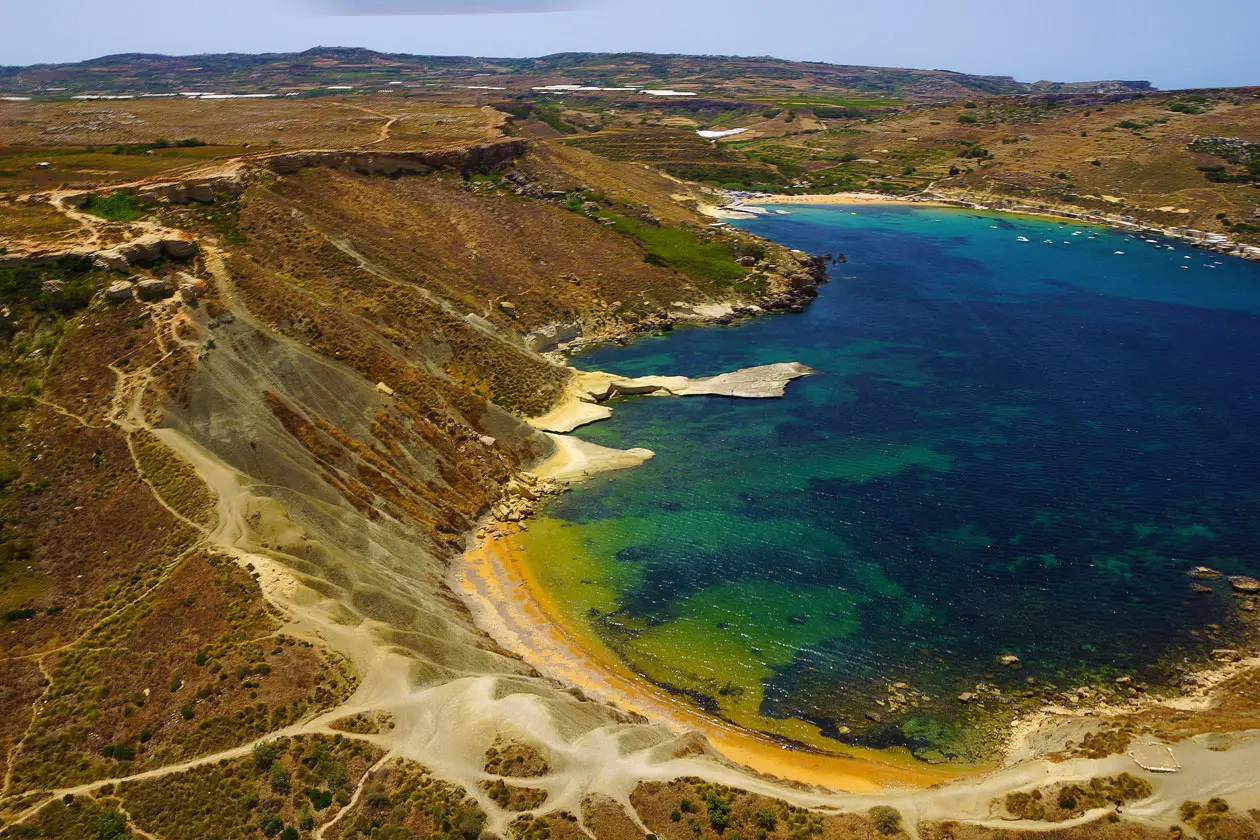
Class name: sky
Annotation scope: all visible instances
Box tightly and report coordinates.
[1,0,1257,90]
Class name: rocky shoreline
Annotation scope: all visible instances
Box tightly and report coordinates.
[526,247,830,360]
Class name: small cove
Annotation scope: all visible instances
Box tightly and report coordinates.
[513,204,1260,763]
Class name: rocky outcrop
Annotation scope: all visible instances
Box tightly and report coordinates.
[1189,135,1260,166]
[526,321,583,353]
[104,280,135,302]
[262,139,527,178]
[759,251,829,313]
[93,235,198,271]
[136,173,246,205]
[134,277,174,301]
[69,170,248,211]
[1230,576,1260,594]
[529,363,817,433]
[481,471,566,530]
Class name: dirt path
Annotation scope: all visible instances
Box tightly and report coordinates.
[335,101,398,146]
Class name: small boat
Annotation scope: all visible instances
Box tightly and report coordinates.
[1017,236,1030,242]
[1044,239,1054,244]
[1072,231,1082,236]
[1114,250,1125,255]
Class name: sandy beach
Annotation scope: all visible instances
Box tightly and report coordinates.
[743,191,957,208]
[700,191,958,220]
[457,531,985,792]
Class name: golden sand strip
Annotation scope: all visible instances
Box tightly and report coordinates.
[743,191,958,207]
[457,532,985,793]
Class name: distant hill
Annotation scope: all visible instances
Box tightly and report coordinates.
[0,47,1155,102]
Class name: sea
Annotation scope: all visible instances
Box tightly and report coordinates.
[514,204,1260,762]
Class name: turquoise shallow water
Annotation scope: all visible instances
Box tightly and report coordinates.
[518,205,1260,761]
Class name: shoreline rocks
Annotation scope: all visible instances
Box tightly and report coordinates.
[1230,576,1260,594]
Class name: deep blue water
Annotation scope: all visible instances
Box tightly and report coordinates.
[521,205,1260,761]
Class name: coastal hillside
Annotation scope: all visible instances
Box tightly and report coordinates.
[556,88,1260,243]
[0,105,838,839]
[1,67,1260,840]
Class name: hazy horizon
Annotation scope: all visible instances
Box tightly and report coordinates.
[1,0,1258,90]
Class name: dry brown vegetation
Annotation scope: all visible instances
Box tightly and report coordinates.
[920,818,1170,840]
[223,169,574,415]
[120,733,383,840]
[523,141,711,226]
[582,794,649,840]
[130,428,217,526]
[0,98,499,152]
[322,757,488,840]
[0,199,79,244]
[749,93,1259,238]
[1,793,132,839]
[1003,774,1153,822]
[509,811,587,840]
[483,738,551,778]
[0,143,251,198]
[1177,798,1260,840]
[237,162,729,331]
[328,711,396,736]
[0,98,504,206]
[631,778,909,840]
[9,551,352,791]
[0,241,352,807]
[479,779,548,811]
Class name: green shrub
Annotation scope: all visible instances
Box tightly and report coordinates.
[97,808,129,840]
[705,792,731,833]
[957,113,977,124]
[598,214,747,285]
[101,744,135,761]
[869,806,902,836]
[259,812,283,837]
[253,742,277,771]
[269,763,291,795]
[307,788,333,810]
[81,192,147,222]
